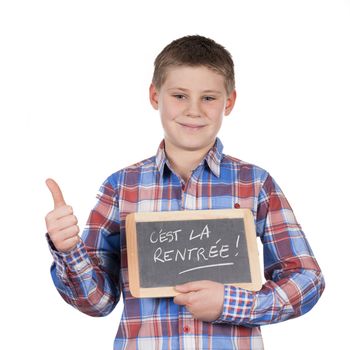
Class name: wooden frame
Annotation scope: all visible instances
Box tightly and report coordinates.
[126,208,262,298]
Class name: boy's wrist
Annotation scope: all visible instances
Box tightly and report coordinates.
[46,233,90,275]
[214,285,255,325]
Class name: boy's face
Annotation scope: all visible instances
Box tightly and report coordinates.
[149,65,236,155]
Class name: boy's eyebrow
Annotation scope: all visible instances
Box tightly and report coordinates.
[167,87,222,94]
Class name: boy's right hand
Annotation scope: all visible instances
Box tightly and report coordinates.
[45,178,80,253]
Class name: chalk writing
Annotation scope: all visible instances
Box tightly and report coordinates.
[178,262,235,275]
[149,224,237,274]
[136,218,251,288]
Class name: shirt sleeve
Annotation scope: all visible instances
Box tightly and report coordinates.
[49,174,121,317]
[216,173,325,326]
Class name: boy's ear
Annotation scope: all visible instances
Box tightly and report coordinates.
[224,90,237,116]
[149,83,159,110]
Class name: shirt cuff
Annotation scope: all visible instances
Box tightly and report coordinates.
[46,233,91,278]
[215,285,255,324]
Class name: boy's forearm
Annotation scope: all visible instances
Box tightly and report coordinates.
[217,266,325,326]
[49,240,120,317]
[219,172,325,326]
[48,176,122,316]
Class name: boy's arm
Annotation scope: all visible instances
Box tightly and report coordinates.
[230,173,326,326]
[175,173,325,326]
[47,177,121,317]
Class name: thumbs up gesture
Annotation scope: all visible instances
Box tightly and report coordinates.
[45,178,80,252]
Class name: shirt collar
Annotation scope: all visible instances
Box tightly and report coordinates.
[155,137,224,178]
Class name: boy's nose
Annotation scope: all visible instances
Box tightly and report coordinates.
[185,100,202,118]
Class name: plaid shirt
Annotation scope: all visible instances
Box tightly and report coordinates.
[49,138,325,350]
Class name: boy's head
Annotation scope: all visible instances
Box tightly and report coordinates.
[152,35,235,95]
[149,35,237,156]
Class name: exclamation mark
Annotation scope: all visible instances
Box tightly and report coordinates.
[235,235,240,256]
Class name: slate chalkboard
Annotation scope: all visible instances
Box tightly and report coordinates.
[126,209,262,297]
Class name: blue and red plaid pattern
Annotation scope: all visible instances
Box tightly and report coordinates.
[49,138,325,350]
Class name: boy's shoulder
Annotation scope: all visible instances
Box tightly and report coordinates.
[101,154,157,189]
[121,155,157,172]
[221,153,270,180]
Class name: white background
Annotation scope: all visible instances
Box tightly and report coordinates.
[1,0,349,349]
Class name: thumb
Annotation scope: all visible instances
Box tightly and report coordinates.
[46,178,66,209]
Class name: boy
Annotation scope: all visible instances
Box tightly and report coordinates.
[45,35,325,349]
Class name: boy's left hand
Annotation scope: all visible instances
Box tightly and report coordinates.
[173,280,224,322]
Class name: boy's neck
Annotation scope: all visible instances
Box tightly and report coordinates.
[164,140,215,183]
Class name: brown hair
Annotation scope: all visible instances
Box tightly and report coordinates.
[152,35,235,94]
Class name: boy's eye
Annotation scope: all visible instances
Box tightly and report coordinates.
[172,94,216,101]
[173,94,186,100]
[203,96,215,101]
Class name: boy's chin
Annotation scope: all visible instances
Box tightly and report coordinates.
[165,137,216,153]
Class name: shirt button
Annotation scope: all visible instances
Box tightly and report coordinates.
[234,203,240,208]
[183,325,190,333]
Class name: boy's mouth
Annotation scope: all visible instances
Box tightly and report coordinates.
[178,122,206,130]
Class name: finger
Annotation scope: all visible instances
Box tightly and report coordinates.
[46,178,66,209]
[173,293,189,306]
[46,205,73,222]
[55,235,81,253]
[175,280,208,293]
[51,225,80,241]
[55,215,78,231]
